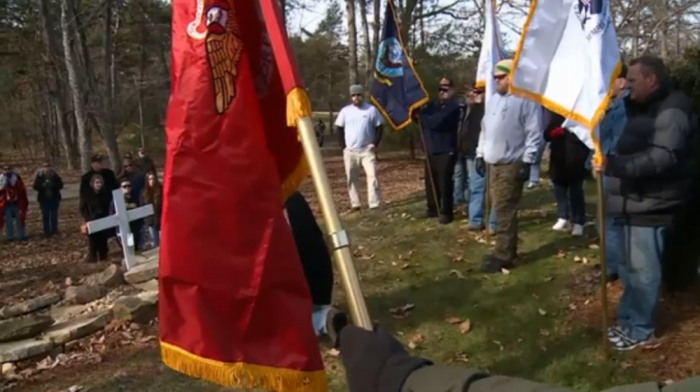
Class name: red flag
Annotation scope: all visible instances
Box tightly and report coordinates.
[159,0,327,390]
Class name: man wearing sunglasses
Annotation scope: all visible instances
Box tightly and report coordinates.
[417,77,461,224]
[336,84,384,212]
[475,59,544,273]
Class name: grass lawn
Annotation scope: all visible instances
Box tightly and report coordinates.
[29,182,653,392]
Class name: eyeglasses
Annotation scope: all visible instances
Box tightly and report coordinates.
[493,74,507,80]
[121,185,132,189]
[351,94,362,98]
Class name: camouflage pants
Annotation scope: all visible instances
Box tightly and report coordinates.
[488,162,526,261]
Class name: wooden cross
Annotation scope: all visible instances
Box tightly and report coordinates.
[86,189,154,270]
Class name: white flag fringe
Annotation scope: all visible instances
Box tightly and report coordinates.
[475,0,506,103]
[508,0,621,156]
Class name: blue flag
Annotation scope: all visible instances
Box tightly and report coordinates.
[370,0,429,130]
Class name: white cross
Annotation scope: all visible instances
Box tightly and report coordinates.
[87,189,154,270]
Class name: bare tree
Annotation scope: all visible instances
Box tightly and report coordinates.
[346,0,360,85]
[358,0,373,86]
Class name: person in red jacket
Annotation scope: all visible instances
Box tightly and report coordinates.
[0,165,29,241]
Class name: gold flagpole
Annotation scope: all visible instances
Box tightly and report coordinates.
[297,116,373,330]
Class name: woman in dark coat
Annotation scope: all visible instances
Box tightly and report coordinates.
[284,191,347,346]
[544,110,590,236]
[79,174,111,262]
[141,172,162,248]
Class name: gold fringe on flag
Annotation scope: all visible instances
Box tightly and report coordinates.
[286,87,313,128]
[161,341,328,391]
[280,155,309,202]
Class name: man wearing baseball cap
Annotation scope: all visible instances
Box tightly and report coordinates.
[475,59,544,272]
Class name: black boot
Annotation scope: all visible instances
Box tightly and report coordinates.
[480,255,514,273]
[438,214,453,225]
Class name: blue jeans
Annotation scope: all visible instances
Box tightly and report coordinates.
[617,225,665,341]
[148,226,160,247]
[528,144,547,185]
[466,158,496,230]
[5,203,26,240]
[40,200,60,234]
[552,182,585,225]
[453,156,468,204]
[600,176,622,275]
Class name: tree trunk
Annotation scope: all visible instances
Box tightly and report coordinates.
[60,0,92,172]
[346,0,359,85]
[372,0,381,56]
[358,0,372,87]
[39,0,79,170]
[101,0,121,172]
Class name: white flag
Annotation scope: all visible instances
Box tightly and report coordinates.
[508,0,621,152]
[475,0,506,104]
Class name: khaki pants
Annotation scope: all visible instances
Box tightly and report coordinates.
[489,162,526,261]
[343,149,381,208]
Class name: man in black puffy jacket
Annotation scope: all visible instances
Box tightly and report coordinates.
[593,55,698,351]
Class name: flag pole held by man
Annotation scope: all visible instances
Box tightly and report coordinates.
[508,0,621,356]
[159,0,328,389]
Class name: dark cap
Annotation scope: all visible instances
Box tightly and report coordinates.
[438,77,454,87]
[91,153,107,163]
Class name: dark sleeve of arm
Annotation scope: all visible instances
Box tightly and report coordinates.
[79,198,90,221]
[56,175,64,191]
[79,176,90,199]
[402,366,577,392]
[607,108,690,178]
[32,174,42,192]
[373,125,384,146]
[337,127,346,149]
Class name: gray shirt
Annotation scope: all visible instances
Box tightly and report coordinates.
[476,93,544,164]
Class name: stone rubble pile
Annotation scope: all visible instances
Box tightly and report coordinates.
[0,249,160,379]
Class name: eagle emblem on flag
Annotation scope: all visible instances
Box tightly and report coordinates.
[205,0,243,114]
[574,0,609,38]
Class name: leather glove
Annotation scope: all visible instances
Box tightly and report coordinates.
[475,157,486,177]
[517,162,531,182]
[339,326,432,392]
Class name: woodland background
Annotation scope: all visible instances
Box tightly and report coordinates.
[1,0,700,170]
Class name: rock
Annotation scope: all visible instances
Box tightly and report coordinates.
[65,285,106,305]
[123,260,158,285]
[0,339,54,362]
[141,247,160,259]
[81,264,124,288]
[1,362,16,375]
[0,294,61,319]
[134,279,159,292]
[112,296,157,324]
[137,291,158,304]
[0,315,54,342]
[42,311,112,344]
[50,305,89,321]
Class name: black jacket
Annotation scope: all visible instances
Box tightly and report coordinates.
[32,170,64,203]
[419,99,461,155]
[544,111,590,186]
[605,85,697,226]
[285,191,334,306]
[458,102,485,158]
[79,188,112,222]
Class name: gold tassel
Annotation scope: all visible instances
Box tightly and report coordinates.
[161,341,328,391]
[286,87,313,128]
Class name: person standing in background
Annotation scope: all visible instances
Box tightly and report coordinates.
[418,77,461,225]
[137,148,157,177]
[456,85,496,232]
[141,172,163,248]
[597,64,628,282]
[336,84,384,212]
[33,162,64,236]
[475,60,543,272]
[0,165,28,241]
[544,111,589,237]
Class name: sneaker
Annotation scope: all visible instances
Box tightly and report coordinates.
[607,325,624,341]
[480,255,514,273]
[527,182,540,189]
[611,333,654,351]
[571,224,584,236]
[552,219,569,231]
